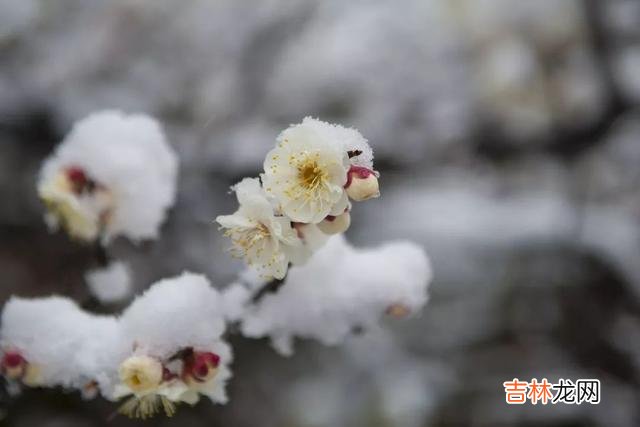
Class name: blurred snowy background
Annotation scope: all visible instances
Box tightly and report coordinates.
[1,0,640,426]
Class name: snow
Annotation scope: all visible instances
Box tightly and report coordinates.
[0,272,232,404]
[235,235,431,355]
[85,261,132,303]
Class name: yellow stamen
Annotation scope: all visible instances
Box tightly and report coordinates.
[283,155,331,204]
[119,395,177,419]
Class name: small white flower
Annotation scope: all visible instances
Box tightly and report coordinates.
[114,347,231,419]
[261,117,352,223]
[114,355,187,418]
[118,355,163,394]
[216,178,300,279]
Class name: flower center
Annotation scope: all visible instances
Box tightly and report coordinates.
[298,160,327,192]
[131,374,142,386]
[226,222,271,259]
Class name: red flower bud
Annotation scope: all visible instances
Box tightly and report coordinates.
[183,351,220,383]
[66,167,89,193]
[3,352,25,368]
[66,167,87,184]
[2,351,27,379]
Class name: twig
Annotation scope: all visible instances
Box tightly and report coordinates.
[251,276,287,304]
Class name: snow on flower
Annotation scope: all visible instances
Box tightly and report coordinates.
[218,118,381,276]
[226,235,432,355]
[261,117,356,223]
[0,296,125,393]
[114,272,232,418]
[37,110,178,244]
[6,111,434,419]
[216,178,302,279]
[0,272,232,419]
[38,166,113,241]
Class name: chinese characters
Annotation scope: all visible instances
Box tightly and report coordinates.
[504,378,600,405]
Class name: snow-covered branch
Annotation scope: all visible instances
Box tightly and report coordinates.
[1,273,231,419]
[0,112,431,419]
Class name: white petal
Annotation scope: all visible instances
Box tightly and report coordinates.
[232,177,263,206]
[216,213,254,230]
[329,190,349,216]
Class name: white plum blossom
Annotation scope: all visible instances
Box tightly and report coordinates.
[216,178,302,279]
[37,110,178,244]
[261,117,353,223]
[218,118,382,276]
[117,355,163,394]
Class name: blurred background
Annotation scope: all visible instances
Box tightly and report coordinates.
[1,0,640,426]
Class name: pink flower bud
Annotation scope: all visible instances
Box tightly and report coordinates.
[183,351,220,384]
[344,166,379,201]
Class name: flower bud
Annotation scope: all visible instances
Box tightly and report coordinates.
[21,364,43,387]
[119,355,163,393]
[66,166,90,194]
[386,303,411,318]
[2,351,26,379]
[344,166,379,201]
[183,351,220,384]
[317,212,351,235]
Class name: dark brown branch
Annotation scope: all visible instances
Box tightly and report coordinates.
[251,276,286,304]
